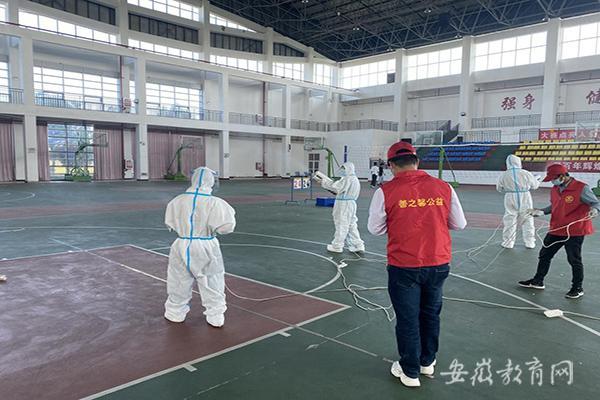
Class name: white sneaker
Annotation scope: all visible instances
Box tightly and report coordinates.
[390,361,421,388]
[326,244,343,253]
[501,243,514,249]
[525,244,536,249]
[420,360,436,376]
[206,314,225,328]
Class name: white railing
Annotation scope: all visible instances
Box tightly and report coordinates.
[472,114,541,128]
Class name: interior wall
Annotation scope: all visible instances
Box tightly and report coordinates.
[472,87,543,118]
[229,135,263,177]
[341,101,395,121]
[229,83,262,114]
[560,79,600,113]
[407,95,459,124]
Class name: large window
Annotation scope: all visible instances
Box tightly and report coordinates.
[34,66,120,109]
[475,32,546,71]
[407,47,461,80]
[0,61,8,88]
[129,39,200,60]
[313,63,333,86]
[19,10,118,43]
[209,13,254,32]
[29,0,116,25]
[47,124,95,180]
[340,59,395,89]
[127,0,200,22]
[129,13,199,44]
[273,62,304,80]
[273,43,304,57]
[562,22,600,59]
[0,3,6,22]
[210,32,262,54]
[210,55,263,72]
[146,82,203,114]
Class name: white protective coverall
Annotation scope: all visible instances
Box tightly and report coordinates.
[321,162,365,253]
[164,167,236,327]
[496,155,540,249]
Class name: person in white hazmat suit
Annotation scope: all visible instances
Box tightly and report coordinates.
[164,167,236,328]
[496,154,541,249]
[315,162,365,253]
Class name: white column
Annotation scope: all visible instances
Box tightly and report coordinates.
[219,130,230,178]
[135,56,147,115]
[117,0,129,45]
[541,19,561,128]
[332,62,341,88]
[135,123,149,180]
[281,135,291,177]
[7,0,19,22]
[20,36,34,108]
[393,49,408,133]
[119,58,132,111]
[458,36,475,130]
[23,114,39,182]
[201,0,211,62]
[264,27,274,74]
[304,47,315,82]
[284,84,291,129]
[7,37,20,91]
[220,71,229,123]
[12,123,26,180]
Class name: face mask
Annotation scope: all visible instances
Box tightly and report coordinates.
[551,178,563,186]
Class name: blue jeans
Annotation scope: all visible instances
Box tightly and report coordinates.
[387,264,450,378]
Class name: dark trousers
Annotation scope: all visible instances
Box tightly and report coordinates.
[387,264,449,378]
[371,174,378,186]
[534,234,584,289]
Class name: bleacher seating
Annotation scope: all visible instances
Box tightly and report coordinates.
[421,142,494,163]
[515,141,600,162]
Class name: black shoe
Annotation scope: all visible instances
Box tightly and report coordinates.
[518,279,545,290]
[565,288,584,299]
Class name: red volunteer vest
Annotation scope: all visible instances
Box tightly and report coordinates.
[381,170,452,268]
[550,179,594,237]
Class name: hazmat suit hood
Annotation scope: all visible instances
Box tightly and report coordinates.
[188,167,215,194]
[342,162,356,176]
[506,154,522,169]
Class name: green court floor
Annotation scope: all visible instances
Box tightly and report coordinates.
[1,179,599,399]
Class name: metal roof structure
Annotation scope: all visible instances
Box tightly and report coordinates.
[210,0,600,61]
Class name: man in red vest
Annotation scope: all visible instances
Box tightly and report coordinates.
[519,163,599,299]
[368,141,467,388]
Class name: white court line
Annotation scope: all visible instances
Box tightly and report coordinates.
[278,331,291,337]
[183,365,197,372]
[233,231,600,338]
[81,330,288,400]
[78,244,356,399]
[0,243,142,262]
[128,243,349,310]
[0,192,36,202]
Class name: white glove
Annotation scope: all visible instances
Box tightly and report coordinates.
[527,209,545,217]
[534,175,542,182]
[589,208,599,219]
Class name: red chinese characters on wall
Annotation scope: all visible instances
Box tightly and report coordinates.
[586,89,600,105]
[501,93,535,111]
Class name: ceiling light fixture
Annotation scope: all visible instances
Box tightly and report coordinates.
[424,7,432,14]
